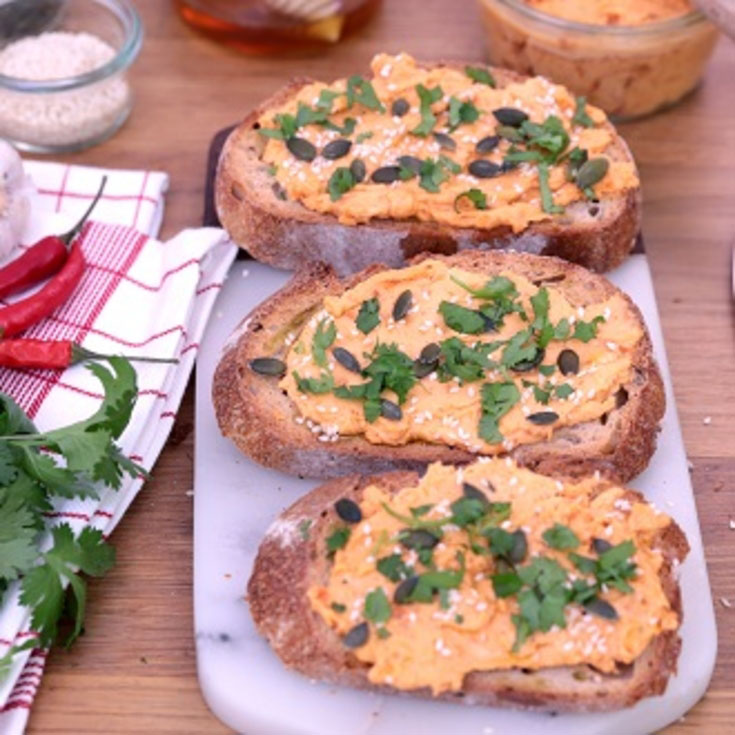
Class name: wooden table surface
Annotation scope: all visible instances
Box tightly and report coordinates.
[22,0,735,732]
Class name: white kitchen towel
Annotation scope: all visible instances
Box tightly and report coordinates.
[0,161,237,734]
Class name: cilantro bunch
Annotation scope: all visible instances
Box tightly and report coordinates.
[0,358,143,675]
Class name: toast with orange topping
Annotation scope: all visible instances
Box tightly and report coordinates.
[216,53,641,276]
[247,459,688,711]
[213,251,664,483]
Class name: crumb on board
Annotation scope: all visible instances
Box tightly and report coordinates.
[720,597,732,609]
[703,416,712,425]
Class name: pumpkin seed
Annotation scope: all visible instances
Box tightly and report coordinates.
[371,165,402,183]
[419,343,441,364]
[249,357,286,377]
[350,158,366,183]
[391,98,409,117]
[392,289,413,321]
[413,359,437,378]
[462,482,489,506]
[394,576,419,604]
[433,132,456,151]
[593,537,613,554]
[380,398,402,421]
[287,136,316,162]
[492,107,528,127]
[615,387,629,409]
[527,410,559,425]
[400,529,440,550]
[322,138,352,160]
[511,347,545,372]
[576,157,609,189]
[557,348,580,375]
[584,598,618,620]
[476,135,500,154]
[397,155,423,173]
[335,498,362,523]
[508,529,528,564]
[343,622,369,648]
[333,346,361,373]
[469,160,503,179]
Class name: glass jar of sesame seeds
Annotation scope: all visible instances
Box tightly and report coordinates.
[0,0,142,153]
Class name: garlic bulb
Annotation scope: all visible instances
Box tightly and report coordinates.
[0,139,34,260]
[263,0,340,21]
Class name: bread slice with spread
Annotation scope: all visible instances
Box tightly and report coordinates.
[213,251,664,483]
[248,458,688,711]
[216,52,641,276]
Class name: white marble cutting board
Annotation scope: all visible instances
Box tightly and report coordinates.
[194,256,717,735]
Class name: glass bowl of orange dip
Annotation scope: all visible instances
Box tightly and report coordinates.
[476,0,720,119]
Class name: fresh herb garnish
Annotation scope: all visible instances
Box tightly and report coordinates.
[438,301,490,335]
[355,131,374,143]
[448,96,479,131]
[465,65,496,87]
[356,298,381,334]
[377,553,414,582]
[346,75,385,112]
[327,166,356,202]
[573,315,605,342]
[454,188,487,212]
[331,602,346,613]
[538,162,564,214]
[412,84,443,137]
[542,523,580,550]
[293,370,334,394]
[572,96,595,128]
[479,381,520,443]
[364,587,392,623]
[438,338,498,383]
[326,526,351,555]
[408,552,466,603]
[312,318,336,367]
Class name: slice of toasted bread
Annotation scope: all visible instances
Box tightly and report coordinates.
[247,466,688,712]
[213,251,664,483]
[215,60,641,276]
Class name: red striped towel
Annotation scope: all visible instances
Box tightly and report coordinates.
[0,162,236,734]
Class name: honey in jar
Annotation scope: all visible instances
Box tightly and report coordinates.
[175,0,382,54]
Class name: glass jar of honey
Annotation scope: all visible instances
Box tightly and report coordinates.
[175,0,382,54]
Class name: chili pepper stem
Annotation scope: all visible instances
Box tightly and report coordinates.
[71,344,179,365]
[60,175,108,246]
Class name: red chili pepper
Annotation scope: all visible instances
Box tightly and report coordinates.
[0,240,86,338]
[0,176,107,301]
[0,339,178,370]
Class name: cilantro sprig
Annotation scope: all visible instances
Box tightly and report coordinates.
[0,358,144,675]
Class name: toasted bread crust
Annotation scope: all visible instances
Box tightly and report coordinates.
[213,251,665,483]
[247,471,688,712]
[215,62,641,276]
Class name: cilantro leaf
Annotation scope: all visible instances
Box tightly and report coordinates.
[377,554,414,582]
[465,65,496,87]
[346,75,385,112]
[0,442,17,485]
[292,370,334,394]
[412,84,443,137]
[0,488,38,581]
[328,166,356,202]
[312,318,337,368]
[418,157,449,193]
[363,343,416,403]
[449,497,486,527]
[258,112,298,140]
[438,301,490,334]
[438,337,498,383]
[364,587,392,623]
[542,523,580,550]
[18,446,97,500]
[455,188,487,212]
[500,329,538,369]
[0,393,37,436]
[538,162,564,215]
[492,571,522,598]
[555,383,574,399]
[572,96,595,128]
[573,315,605,342]
[479,381,520,443]
[356,298,381,334]
[448,96,479,131]
[326,526,350,555]
[409,553,465,603]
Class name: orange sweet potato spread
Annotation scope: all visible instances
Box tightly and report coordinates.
[525,0,694,26]
[280,259,641,453]
[308,460,678,695]
[258,53,638,230]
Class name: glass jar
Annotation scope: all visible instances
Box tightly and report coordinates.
[476,0,720,120]
[175,0,382,54]
[0,0,143,153]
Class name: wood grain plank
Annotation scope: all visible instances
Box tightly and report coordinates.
[21,0,735,731]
